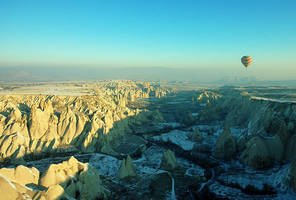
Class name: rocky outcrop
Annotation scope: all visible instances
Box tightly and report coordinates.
[38,114,60,150]
[0,81,171,162]
[285,134,296,161]
[198,89,296,168]
[0,165,41,200]
[263,117,290,144]
[44,184,65,200]
[40,156,107,199]
[29,104,51,140]
[2,107,29,138]
[288,161,296,192]
[214,127,236,160]
[161,149,178,171]
[191,128,203,142]
[0,114,6,134]
[78,166,107,200]
[40,156,86,187]
[0,156,109,200]
[117,155,137,179]
[240,135,283,169]
[7,108,22,124]
[28,100,60,155]
[197,91,221,104]
[0,175,26,200]
[58,106,78,144]
[0,132,29,163]
[0,165,39,185]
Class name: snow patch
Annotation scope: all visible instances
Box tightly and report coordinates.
[251,96,296,104]
[151,130,195,151]
[192,113,199,117]
[230,127,246,137]
[136,166,166,175]
[142,145,164,168]
[89,153,121,177]
[185,165,205,177]
[157,122,182,129]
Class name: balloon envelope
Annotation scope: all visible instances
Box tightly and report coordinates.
[241,56,253,68]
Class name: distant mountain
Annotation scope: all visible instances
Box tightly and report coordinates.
[0,66,220,83]
[0,66,295,85]
[0,68,42,82]
[217,76,258,85]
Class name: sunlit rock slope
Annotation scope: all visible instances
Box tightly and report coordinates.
[0,81,171,164]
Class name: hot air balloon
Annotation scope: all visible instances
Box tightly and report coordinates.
[241,56,253,69]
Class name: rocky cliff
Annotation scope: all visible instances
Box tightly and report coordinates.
[0,81,171,164]
[0,156,107,200]
[198,89,296,169]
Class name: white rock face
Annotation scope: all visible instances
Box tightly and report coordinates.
[0,165,39,185]
[0,174,23,200]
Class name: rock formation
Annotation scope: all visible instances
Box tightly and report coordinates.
[285,134,296,161]
[191,128,203,142]
[0,174,29,200]
[288,161,296,192]
[0,81,172,163]
[240,135,283,169]
[117,155,137,179]
[161,149,178,171]
[0,165,39,185]
[40,156,86,187]
[0,163,58,200]
[44,184,65,200]
[199,89,296,168]
[0,83,296,199]
[0,132,29,163]
[214,127,236,160]
[197,91,221,104]
[39,156,107,199]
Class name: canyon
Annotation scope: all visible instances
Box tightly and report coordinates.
[0,81,295,199]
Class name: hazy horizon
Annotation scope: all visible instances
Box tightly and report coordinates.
[1,66,296,86]
[1,0,296,81]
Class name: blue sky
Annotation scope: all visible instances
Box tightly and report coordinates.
[0,0,295,79]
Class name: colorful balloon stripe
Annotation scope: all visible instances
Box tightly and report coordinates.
[241,56,253,68]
